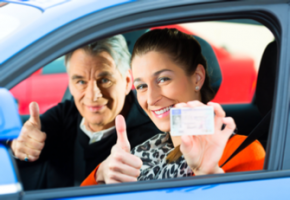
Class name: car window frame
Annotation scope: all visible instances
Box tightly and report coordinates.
[2,0,290,199]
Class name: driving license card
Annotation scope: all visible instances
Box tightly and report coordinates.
[170,107,214,136]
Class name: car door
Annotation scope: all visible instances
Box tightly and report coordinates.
[1,0,290,199]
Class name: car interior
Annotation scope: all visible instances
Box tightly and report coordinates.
[12,19,277,191]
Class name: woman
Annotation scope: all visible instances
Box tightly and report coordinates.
[81,29,265,185]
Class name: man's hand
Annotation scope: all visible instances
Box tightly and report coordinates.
[96,115,142,184]
[179,101,235,175]
[11,102,46,162]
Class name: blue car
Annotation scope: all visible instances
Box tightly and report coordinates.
[1,0,290,199]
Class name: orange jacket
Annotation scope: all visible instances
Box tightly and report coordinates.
[81,134,265,186]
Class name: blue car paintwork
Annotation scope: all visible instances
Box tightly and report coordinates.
[62,177,290,200]
[0,144,18,185]
[0,88,21,193]
[0,0,133,65]
[2,0,71,11]
[0,88,22,140]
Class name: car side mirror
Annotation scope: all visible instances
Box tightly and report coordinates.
[0,88,21,141]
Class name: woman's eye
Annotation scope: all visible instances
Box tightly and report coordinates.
[158,77,170,83]
[136,84,147,90]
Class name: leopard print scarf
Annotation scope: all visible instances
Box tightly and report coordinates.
[131,132,193,181]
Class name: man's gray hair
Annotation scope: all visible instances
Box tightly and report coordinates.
[65,35,131,76]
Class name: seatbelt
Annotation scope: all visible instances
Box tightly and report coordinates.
[220,110,271,168]
[74,136,86,186]
[74,116,86,186]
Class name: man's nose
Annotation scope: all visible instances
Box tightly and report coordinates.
[86,81,102,101]
[147,84,160,106]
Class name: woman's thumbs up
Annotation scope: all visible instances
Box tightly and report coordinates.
[95,115,143,184]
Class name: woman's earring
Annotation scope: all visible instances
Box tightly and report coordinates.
[195,86,200,91]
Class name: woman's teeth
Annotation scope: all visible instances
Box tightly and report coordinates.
[153,106,173,115]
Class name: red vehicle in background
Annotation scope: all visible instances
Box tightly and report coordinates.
[10,58,69,115]
[10,24,257,116]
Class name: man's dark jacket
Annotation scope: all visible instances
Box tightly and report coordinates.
[18,91,160,190]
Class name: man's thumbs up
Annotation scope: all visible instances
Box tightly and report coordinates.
[10,102,46,162]
[116,115,130,153]
[29,102,41,129]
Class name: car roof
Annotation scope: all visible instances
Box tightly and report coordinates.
[0,0,133,65]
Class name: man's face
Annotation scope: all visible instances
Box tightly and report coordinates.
[68,49,132,131]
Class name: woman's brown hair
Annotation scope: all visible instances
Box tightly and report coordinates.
[131,28,215,162]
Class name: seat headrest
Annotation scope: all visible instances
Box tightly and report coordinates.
[194,36,222,93]
[123,29,148,55]
[254,41,277,116]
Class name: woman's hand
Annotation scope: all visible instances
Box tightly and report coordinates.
[178,101,236,175]
[96,115,143,184]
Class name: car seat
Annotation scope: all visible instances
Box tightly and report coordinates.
[253,40,277,148]
[220,41,277,167]
[222,40,278,166]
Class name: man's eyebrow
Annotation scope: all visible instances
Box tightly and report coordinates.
[72,72,113,80]
[134,69,173,83]
[72,75,84,80]
[97,71,114,77]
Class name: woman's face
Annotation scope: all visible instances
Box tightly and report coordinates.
[132,51,205,132]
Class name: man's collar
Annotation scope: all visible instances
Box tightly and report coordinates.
[80,118,115,143]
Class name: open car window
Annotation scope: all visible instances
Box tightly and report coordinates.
[10,19,274,142]
[11,18,274,189]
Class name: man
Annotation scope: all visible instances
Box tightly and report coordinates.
[10,35,160,189]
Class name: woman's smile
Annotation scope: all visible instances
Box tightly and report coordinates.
[151,105,174,118]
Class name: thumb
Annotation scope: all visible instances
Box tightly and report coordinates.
[29,102,41,129]
[116,115,130,152]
